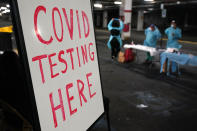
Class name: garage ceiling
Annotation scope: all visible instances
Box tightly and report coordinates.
[92,0,197,9]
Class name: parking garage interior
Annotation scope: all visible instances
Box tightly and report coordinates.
[1,0,197,131]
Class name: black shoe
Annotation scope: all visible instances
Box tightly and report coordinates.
[147,61,152,65]
[143,59,149,65]
[160,72,166,79]
[143,60,152,65]
[160,72,166,76]
[112,56,115,60]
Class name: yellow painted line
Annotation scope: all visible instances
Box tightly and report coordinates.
[162,38,197,45]
[0,25,13,33]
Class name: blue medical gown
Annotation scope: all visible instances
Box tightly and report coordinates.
[165,27,182,49]
[107,19,124,49]
[144,27,161,48]
[160,52,197,74]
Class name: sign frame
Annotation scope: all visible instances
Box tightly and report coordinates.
[10,0,105,130]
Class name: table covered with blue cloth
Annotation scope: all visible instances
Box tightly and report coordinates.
[160,52,197,74]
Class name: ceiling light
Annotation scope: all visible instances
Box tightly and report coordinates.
[144,11,148,13]
[114,1,122,5]
[177,1,181,4]
[6,4,10,8]
[0,7,7,10]
[144,0,154,1]
[2,11,7,14]
[148,8,154,11]
[94,3,103,8]
[1,9,10,14]
[5,9,10,13]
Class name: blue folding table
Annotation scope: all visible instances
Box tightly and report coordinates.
[160,52,197,76]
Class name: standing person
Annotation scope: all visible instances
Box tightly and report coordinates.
[107,18,124,60]
[161,20,182,75]
[143,24,161,64]
[165,20,182,50]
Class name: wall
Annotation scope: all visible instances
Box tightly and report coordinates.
[132,4,197,34]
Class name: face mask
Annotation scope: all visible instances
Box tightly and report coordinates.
[149,27,154,31]
[171,24,174,28]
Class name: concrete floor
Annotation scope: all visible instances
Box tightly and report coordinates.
[1,28,197,131]
[91,29,197,131]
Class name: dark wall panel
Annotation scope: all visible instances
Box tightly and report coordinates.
[0,33,12,51]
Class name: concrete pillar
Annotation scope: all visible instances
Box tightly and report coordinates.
[137,10,144,31]
[103,11,108,28]
[121,0,132,40]
[119,0,124,17]
[96,13,101,27]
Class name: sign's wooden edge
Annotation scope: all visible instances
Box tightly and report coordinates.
[10,0,42,130]
[87,0,106,130]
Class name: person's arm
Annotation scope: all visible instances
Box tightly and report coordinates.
[165,28,169,35]
[156,28,162,40]
[108,19,114,31]
[145,28,148,35]
[144,28,148,46]
[174,28,182,39]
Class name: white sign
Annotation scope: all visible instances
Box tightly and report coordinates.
[160,4,164,10]
[15,0,104,131]
[162,9,167,18]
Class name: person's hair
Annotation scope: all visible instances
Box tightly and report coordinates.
[112,20,120,27]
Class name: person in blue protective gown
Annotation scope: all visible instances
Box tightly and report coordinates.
[143,24,161,64]
[165,20,182,50]
[161,20,182,75]
[107,18,124,60]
